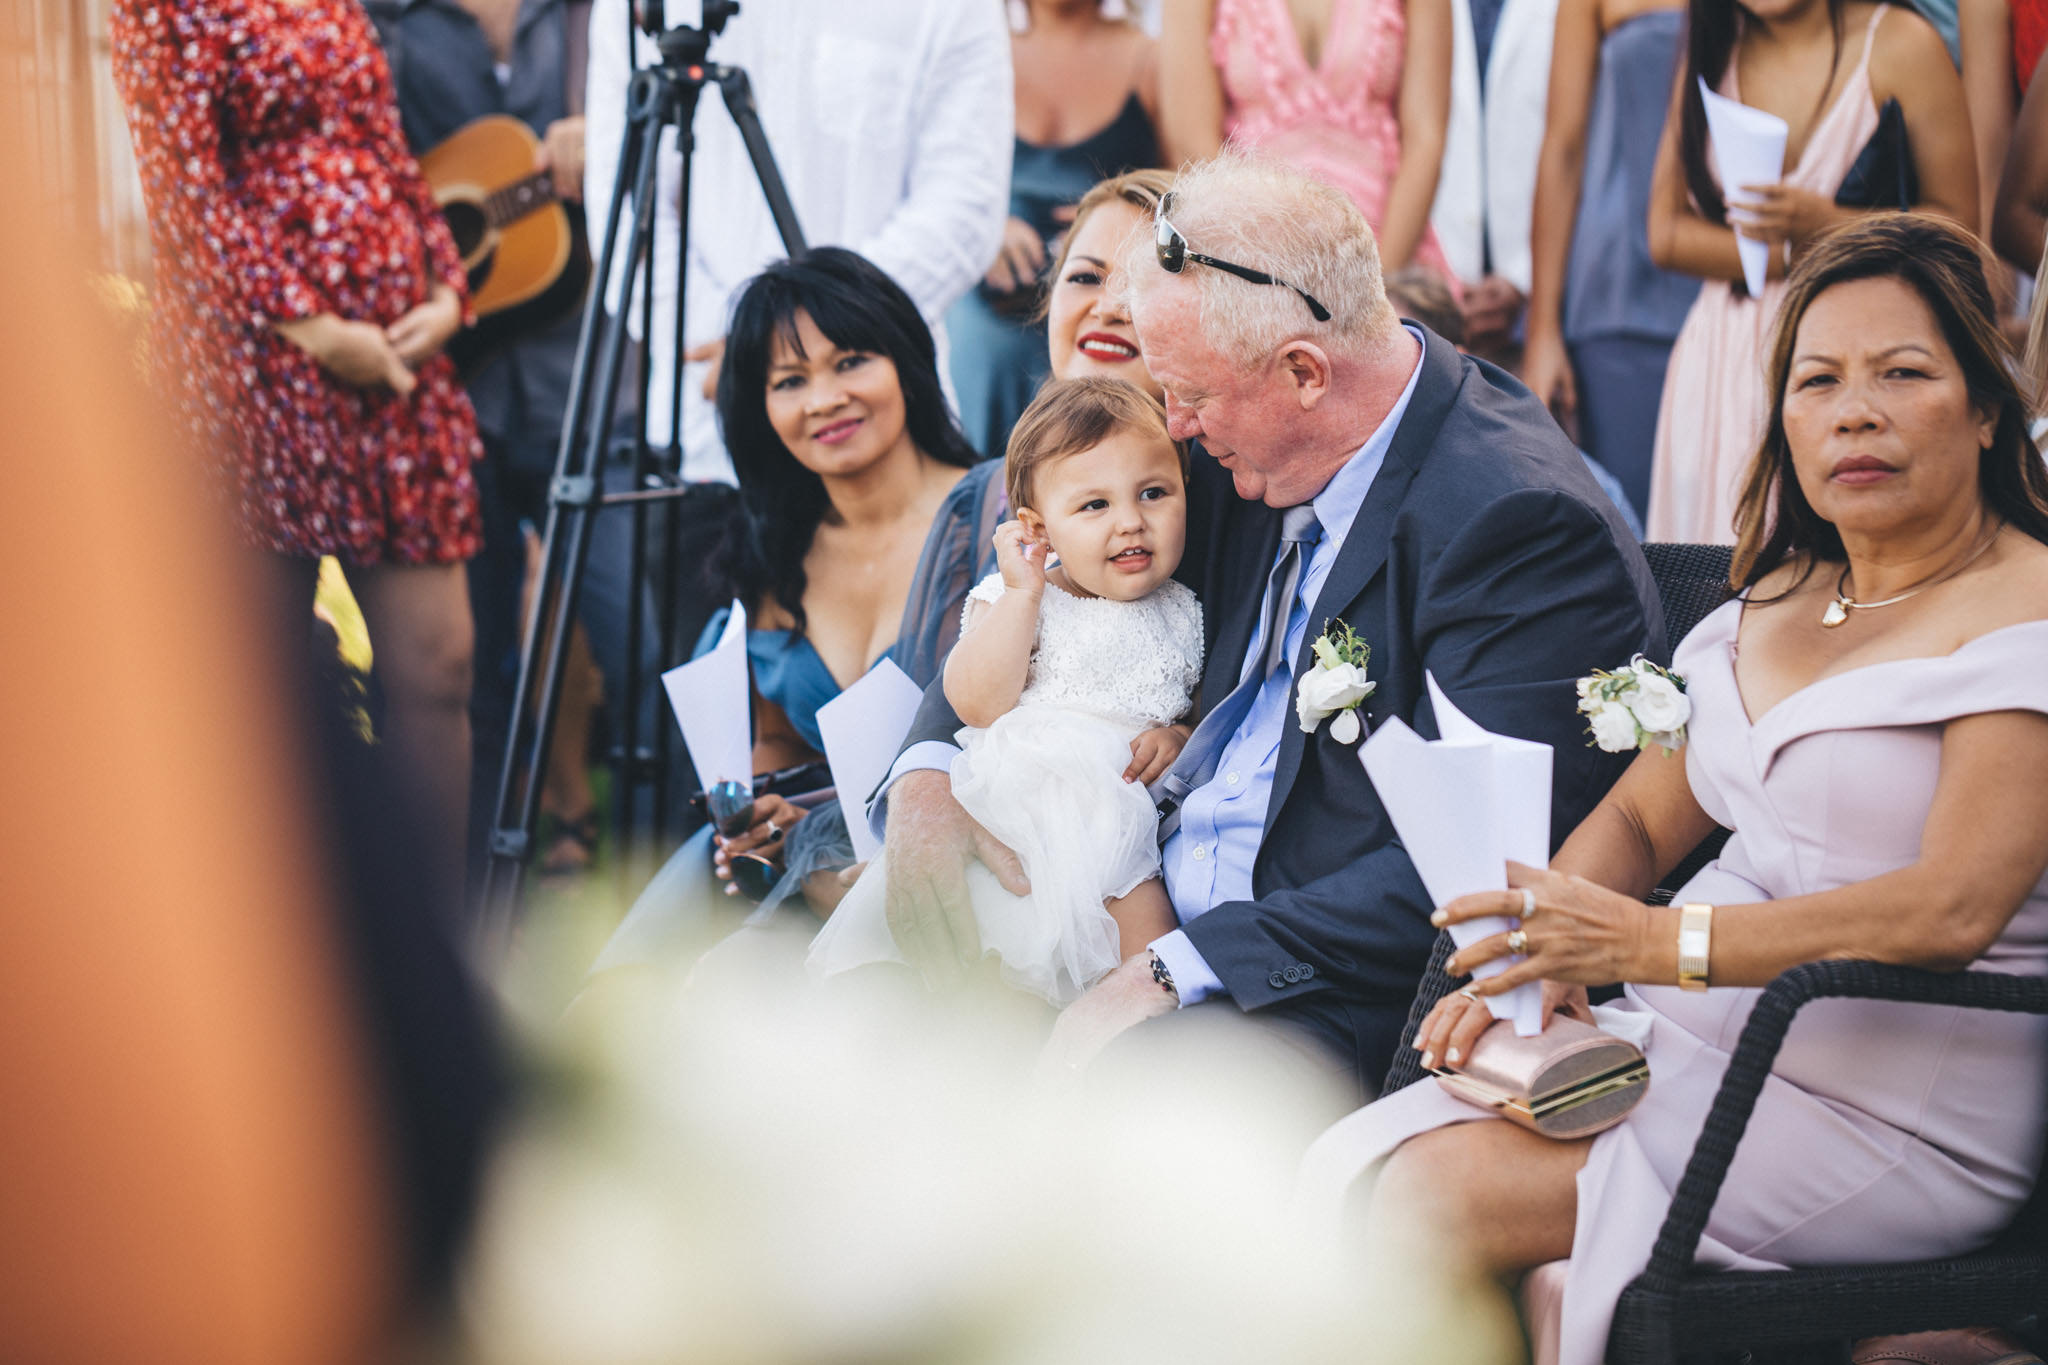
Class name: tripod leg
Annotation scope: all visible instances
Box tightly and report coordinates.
[478,70,683,939]
[716,66,807,257]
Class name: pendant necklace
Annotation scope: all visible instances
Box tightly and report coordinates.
[1820,522,2003,628]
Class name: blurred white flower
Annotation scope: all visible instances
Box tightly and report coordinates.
[458,930,1519,1365]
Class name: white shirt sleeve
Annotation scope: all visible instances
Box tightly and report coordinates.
[849,3,1014,323]
[1148,929,1227,1007]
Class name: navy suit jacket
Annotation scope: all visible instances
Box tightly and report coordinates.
[900,325,1663,1077]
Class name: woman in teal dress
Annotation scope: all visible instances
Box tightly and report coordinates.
[595,249,991,968]
[946,0,1160,460]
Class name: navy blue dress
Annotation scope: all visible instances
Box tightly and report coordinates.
[946,94,1159,459]
[1560,8,1698,522]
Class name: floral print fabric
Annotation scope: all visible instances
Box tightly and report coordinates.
[111,0,482,564]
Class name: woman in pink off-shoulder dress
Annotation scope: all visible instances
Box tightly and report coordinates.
[1302,216,2048,1364]
[1161,0,1459,285]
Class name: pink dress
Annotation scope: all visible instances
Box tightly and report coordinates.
[1646,8,1887,544]
[1300,597,2048,1365]
[1211,0,1458,284]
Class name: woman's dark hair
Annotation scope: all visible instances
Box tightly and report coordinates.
[714,246,980,638]
[1677,0,1851,249]
[1731,212,2048,589]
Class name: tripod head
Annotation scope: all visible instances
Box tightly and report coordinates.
[631,0,737,42]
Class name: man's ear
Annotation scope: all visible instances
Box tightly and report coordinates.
[1280,341,1333,410]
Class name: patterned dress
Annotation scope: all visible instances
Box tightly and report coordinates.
[1210,0,1458,285]
[111,0,482,564]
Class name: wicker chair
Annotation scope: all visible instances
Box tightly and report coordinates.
[1373,543,2048,1362]
[1606,962,2048,1363]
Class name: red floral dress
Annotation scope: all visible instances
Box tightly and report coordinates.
[111,0,482,565]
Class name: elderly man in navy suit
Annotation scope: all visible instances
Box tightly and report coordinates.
[877,152,1662,1104]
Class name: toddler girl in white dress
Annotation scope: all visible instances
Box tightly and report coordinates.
[809,377,1203,1005]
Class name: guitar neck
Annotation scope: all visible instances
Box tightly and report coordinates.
[485,171,559,229]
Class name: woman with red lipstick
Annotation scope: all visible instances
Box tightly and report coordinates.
[1043,170,1174,400]
[1309,214,2048,1365]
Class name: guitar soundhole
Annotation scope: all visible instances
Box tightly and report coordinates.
[440,199,488,259]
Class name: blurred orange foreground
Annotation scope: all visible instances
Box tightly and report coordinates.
[0,100,400,1365]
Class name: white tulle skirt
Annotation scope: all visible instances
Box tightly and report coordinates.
[807,704,1162,1007]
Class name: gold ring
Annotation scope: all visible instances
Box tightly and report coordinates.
[1520,887,1536,919]
[1507,928,1530,955]
[1456,984,1481,1002]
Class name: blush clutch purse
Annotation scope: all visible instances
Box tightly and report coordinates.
[1432,1015,1650,1140]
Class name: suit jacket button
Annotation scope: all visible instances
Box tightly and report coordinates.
[1282,966,1302,984]
[1268,971,1287,989]
[1299,963,1316,980]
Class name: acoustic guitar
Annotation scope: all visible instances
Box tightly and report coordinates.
[417,114,591,373]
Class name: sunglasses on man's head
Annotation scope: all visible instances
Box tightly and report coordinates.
[1152,192,1333,323]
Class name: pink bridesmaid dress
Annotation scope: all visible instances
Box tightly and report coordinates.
[1300,597,2048,1365]
[1211,0,1459,283]
[1646,7,1888,543]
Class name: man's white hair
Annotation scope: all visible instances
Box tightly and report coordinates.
[1120,150,1400,369]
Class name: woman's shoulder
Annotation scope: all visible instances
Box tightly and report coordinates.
[1955,530,2048,638]
[1867,0,1955,90]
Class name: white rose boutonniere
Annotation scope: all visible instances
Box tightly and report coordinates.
[1296,620,1376,744]
[1577,655,1691,754]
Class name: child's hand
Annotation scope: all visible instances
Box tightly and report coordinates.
[1124,723,1191,784]
[993,521,1051,596]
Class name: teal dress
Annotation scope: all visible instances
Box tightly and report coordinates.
[946,95,1159,459]
[591,463,1007,972]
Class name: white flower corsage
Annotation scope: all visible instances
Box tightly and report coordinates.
[1296,620,1376,744]
[1577,655,1691,755]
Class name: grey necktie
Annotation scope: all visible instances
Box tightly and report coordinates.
[1158,503,1322,838]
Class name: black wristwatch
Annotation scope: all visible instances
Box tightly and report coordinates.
[1148,949,1179,1002]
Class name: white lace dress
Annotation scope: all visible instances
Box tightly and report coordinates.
[808,574,1204,1005]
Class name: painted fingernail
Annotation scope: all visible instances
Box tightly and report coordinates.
[1446,1048,1461,1065]
[1430,910,1447,927]
[1419,1051,1435,1069]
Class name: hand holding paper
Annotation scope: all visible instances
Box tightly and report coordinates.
[1697,77,1789,297]
[661,600,753,795]
[813,660,926,864]
[1356,675,1548,1035]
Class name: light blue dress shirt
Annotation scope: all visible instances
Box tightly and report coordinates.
[1148,329,1426,1005]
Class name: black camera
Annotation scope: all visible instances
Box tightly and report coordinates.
[632,0,737,39]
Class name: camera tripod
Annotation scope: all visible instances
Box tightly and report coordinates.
[477,2,805,934]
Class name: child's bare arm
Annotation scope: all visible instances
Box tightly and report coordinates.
[1107,879,1178,962]
[943,523,1049,728]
